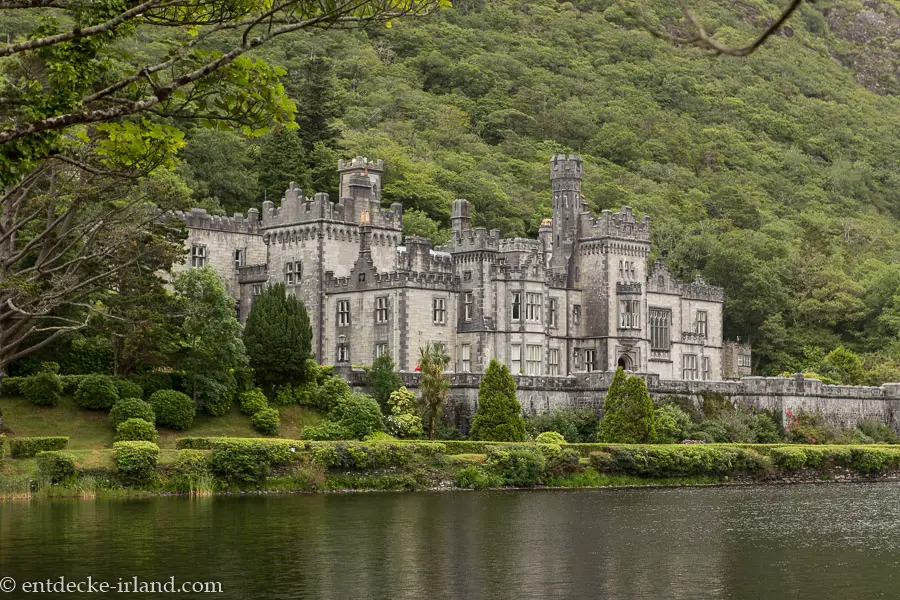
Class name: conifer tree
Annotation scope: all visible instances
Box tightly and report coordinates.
[243,284,313,395]
[469,359,527,442]
[597,368,656,443]
[367,354,403,413]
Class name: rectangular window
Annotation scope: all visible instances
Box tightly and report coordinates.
[284,262,294,285]
[464,271,472,281]
[251,284,262,296]
[526,344,542,375]
[738,354,752,368]
[510,344,521,374]
[233,248,245,270]
[375,342,388,358]
[433,297,447,324]
[682,354,699,380]
[460,344,471,372]
[573,305,581,325]
[190,244,207,268]
[696,311,708,337]
[620,300,640,329]
[337,300,351,327]
[548,348,560,376]
[375,296,389,324]
[703,357,711,381]
[337,344,348,363]
[585,349,596,372]
[650,308,671,350]
[525,293,542,322]
[548,298,558,328]
[511,292,521,322]
[464,292,474,322]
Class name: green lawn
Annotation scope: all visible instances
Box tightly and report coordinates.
[0,396,324,450]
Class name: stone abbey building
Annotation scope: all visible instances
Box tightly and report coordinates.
[174,155,750,381]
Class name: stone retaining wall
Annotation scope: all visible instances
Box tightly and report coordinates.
[337,368,900,432]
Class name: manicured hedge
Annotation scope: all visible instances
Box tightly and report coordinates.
[36,451,77,483]
[22,372,63,407]
[109,397,156,428]
[9,436,69,458]
[0,434,6,468]
[114,441,160,485]
[309,441,446,470]
[0,377,24,395]
[115,418,159,442]
[148,390,195,430]
[239,389,269,416]
[74,374,119,410]
[114,378,144,400]
[208,438,300,486]
[59,375,88,395]
[252,407,280,435]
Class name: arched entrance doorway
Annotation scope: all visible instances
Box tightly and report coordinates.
[617,355,633,371]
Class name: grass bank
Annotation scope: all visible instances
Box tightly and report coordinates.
[4,438,900,500]
[0,395,322,449]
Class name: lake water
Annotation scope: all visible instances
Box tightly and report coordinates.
[3,484,900,599]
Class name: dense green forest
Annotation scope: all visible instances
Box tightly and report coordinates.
[172,0,900,377]
[4,0,900,380]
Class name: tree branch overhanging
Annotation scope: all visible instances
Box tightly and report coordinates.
[620,0,805,57]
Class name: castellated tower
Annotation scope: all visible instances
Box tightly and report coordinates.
[549,154,583,278]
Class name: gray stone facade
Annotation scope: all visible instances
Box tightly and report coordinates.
[174,155,734,381]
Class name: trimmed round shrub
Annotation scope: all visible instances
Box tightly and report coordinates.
[38,361,60,374]
[114,441,160,485]
[109,397,156,428]
[115,378,143,400]
[74,374,120,411]
[240,389,269,416]
[252,407,280,435]
[301,420,350,441]
[36,451,77,484]
[116,418,159,442]
[148,390,195,431]
[327,393,384,440]
[21,372,63,407]
[536,431,566,445]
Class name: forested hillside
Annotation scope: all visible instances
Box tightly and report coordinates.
[6,0,898,378]
[172,0,900,377]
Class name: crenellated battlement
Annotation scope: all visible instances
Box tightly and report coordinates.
[258,182,402,231]
[173,208,260,234]
[550,154,583,191]
[326,269,457,292]
[648,259,724,301]
[681,275,725,302]
[581,206,651,243]
[337,156,384,172]
[499,237,542,254]
[448,226,502,253]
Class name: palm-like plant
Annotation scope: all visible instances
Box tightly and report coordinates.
[417,343,450,440]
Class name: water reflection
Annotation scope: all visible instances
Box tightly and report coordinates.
[3,484,900,599]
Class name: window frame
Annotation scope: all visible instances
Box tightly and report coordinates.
[584,349,596,372]
[682,354,699,380]
[375,296,389,324]
[525,293,542,323]
[548,348,560,376]
[432,297,447,325]
[510,344,522,374]
[374,342,388,359]
[511,292,522,322]
[548,298,558,328]
[190,244,207,268]
[463,292,474,322]
[649,308,672,351]
[525,344,542,375]
[696,310,708,337]
[460,344,471,373]
[337,300,351,327]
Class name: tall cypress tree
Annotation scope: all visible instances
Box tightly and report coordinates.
[469,359,526,442]
[243,284,312,394]
[597,368,656,443]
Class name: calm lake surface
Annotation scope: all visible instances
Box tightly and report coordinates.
[3,484,900,599]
